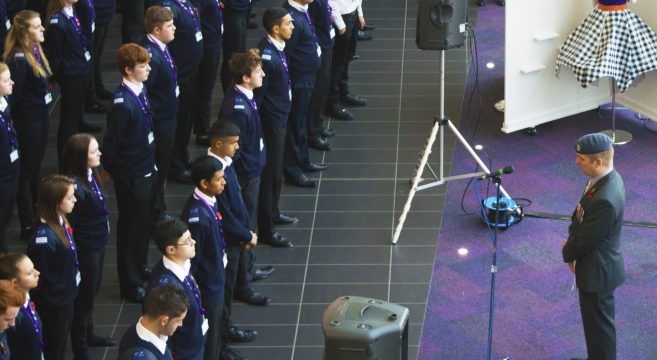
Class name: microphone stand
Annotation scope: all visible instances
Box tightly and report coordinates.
[486,174,505,360]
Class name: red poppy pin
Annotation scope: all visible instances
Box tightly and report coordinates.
[216,211,223,221]
[586,188,596,199]
[66,226,74,235]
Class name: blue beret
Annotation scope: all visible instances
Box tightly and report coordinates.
[576,133,612,154]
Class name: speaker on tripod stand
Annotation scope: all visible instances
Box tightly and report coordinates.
[416,0,468,50]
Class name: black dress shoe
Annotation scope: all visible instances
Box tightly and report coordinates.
[363,24,377,30]
[234,286,271,306]
[273,213,299,225]
[304,162,328,172]
[351,54,360,61]
[253,265,275,281]
[168,170,193,184]
[263,232,294,248]
[326,103,354,121]
[356,30,373,41]
[228,326,258,343]
[78,122,103,133]
[320,128,336,138]
[341,94,367,107]
[221,346,249,360]
[309,136,331,151]
[285,174,316,188]
[124,287,146,303]
[87,334,117,347]
[195,136,210,147]
[85,102,108,114]
[96,87,114,100]
[140,265,152,281]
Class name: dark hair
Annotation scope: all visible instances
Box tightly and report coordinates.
[152,218,189,254]
[0,280,25,313]
[0,253,28,281]
[209,119,241,141]
[143,285,189,319]
[36,174,75,248]
[190,155,224,187]
[229,49,261,85]
[117,43,150,75]
[144,6,174,34]
[262,8,289,34]
[61,133,103,193]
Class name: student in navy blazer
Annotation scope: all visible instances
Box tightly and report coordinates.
[44,0,92,167]
[62,133,115,358]
[141,6,180,223]
[102,44,156,303]
[4,10,53,241]
[146,218,208,360]
[88,0,115,99]
[0,62,17,252]
[0,2,11,57]
[26,174,80,360]
[0,253,44,360]
[75,0,108,115]
[0,280,25,360]
[220,0,250,92]
[118,285,188,360]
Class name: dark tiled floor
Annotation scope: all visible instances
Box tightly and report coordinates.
[4,0,478,358]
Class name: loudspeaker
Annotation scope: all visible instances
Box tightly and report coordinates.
[416,0,468,50]
[323,296,409,360]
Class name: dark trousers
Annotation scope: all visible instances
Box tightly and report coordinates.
[308,46,332,138]
[0,180,16,252]
[194,48,221,136]
[120,0,145,43]
[222,245,244,340]
[328,11,358,106]
[236,176,259,287]
[258,123,286,239]
[170,69,199,176]
[114,175,153,295]
[71,247,106,358]
[202,295,223,360]
[152,131,175,222]
[89,22,111,99]
[13,107,49,230]
[579,289,617,360]
[284,84,314,178]
[58,75,87,170]
[36,301,74,360]
[221,9,247,92]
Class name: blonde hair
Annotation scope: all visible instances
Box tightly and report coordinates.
[3,10,52,78]
[0,62,7,73]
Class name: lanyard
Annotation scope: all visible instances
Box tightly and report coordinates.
[267,39,291,88]
[62,223,79,268]
[193,193,227,250]
[148,35,178,82]
[61,10,88,49]
[22,301,44,349]
[33,45,50,91]
[214,0,224,22]
[183,274,206,316]
[233,86,260,120]
[122,84,153,131]
[89,174,109,216]
[0,110,17,150]
[85,0,95,23]
[303,11,319,44]
[174,0,199,30]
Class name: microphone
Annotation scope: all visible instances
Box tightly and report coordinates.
[480,166,514,180]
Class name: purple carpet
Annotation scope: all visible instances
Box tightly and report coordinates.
[417,4,657,359]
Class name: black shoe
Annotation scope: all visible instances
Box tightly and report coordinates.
[363,24,377,30]
[221,346,249,360]
[140,265,152,281]
[228,326,258,343]
[96,87,114,100]
[253,265,275,281]
[78,122,103,133]
[247,21,257,29]
[20,226,33,241]
[356,30,373,41]
[273,213,299,225]
[326,104,354,121]
[85,102,108,114]
[320,128,336,138]
[285,174,316,188]
[87,334,117,347]
[196,136,210,147]
[309,136,331,151]
[351,54,360,61]
[263,232,294,248]
[234,286,271,306]
[124,287,146,303]
[304,162,328,172]
[168,170,192,184]
[340,94,367,107]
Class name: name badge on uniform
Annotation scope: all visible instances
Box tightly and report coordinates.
[260,138,264,151]
[5,20,10,30]
[35,236,48,244]
[221,24,224,34]
[84,50,91,61]
[10,149,19,163]
[330,28,336,39]
[196,31,203,42]
[202,317,209,335]
[289,89,292,101]
[175,85,180,98]
[223,253,228,268]
[317,45,322,58]
[261,54,271,61]
[76,271,82,286]
[45,92,53,104]
[91,22,95,33]
[148,132,154,144]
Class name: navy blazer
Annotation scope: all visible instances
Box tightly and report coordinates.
[0,98,18,184]
[563,170,626,293]
[67,175,110,252]
[118,325,173,360]
[157,0,203,76]
[7,51,50,112]
[7,302,44,360]
[282,4,321,84]
[216,163,252,246]
[44,11,90,80]
[198,0,223,54]
[309,0,335,48]
[255,37,292,128]
[140,36,179,135]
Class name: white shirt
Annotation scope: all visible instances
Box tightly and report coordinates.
[0,97,7,112]
[207,149,233,169]
[267,35,286,51]
[135,317,169,355]
[122,78,144,96]
[62,6,74,18]
[162,256,191,283]
[287,0,309,13]
[235,84,254,100]
[147,34,168,52]
[194,187,217,207]
[329,0,363,29]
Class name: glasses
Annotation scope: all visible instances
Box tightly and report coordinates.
[175,239,194,247]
